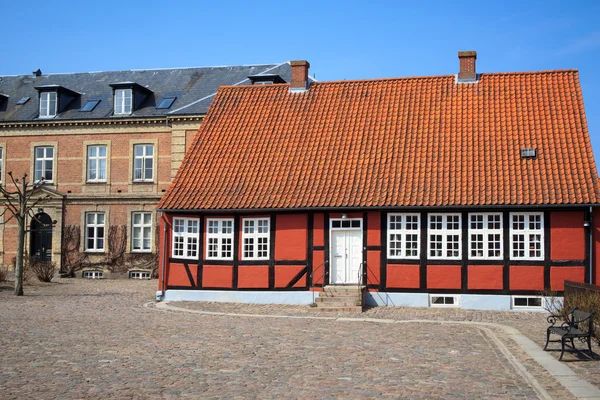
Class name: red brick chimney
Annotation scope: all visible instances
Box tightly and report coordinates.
[457,51,477,81]
[290,60,310,91]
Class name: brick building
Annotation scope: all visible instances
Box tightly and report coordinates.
[157,54,600,311]
[0,63,297,276]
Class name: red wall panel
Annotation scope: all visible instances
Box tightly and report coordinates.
[237,266,269,289]
[387,264,420,288]
[203,265,233,288]
[168,263,197,287]
[275,214,307,261]
[275,265,306,288]
[550,266,585,291]
[468,265,503,290]
[367,212,381,246]
[367,250,381,286]
[312,250,325,285]
[313,213,325,247]
[550,211,585,260]
[509,266,545,291]
[427,265,461,289]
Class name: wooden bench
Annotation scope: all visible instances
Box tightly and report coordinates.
[544,308,595,361]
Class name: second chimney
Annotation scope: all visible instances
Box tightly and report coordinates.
[457,51,477,82]
[290,60,310,92]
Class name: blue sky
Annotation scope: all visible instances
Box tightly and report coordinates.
[3,0,600,161]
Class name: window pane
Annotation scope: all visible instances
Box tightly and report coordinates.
[133,213,142,225]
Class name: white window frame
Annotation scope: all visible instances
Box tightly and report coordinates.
[330,218,362,230]
[429,294,460,308]
[39,91,57,118]
[0,147,3,183]
[133,144,154,182]
[129,270,151,280]
[132,212,152,252]
[172,217,199,259]
[114,88,132,115]
[468,212,503,260]
[34,146,54,183]
[86,145,107,182]
[206,218,234,260]
[83,270,103,279]
[427,213,461,260]
[511,296,544,310]
[388,213,420,259]
[510,212,544,260]
[242,218,270,260]
[85,212,105,252]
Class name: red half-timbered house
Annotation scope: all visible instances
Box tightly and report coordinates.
[156,53,600,311]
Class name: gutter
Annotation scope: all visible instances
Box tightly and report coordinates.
[157,212,168,301]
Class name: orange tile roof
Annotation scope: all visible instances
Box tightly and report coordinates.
[158,70,600,210]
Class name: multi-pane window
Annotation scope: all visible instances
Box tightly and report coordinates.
[114,89,132,115]
[388,213,420,259]
[468,213,502,259]
[206,218,234,260]
[87,145,107,182]
[510,212,543,260]
[133,144,154,182]
[39,92,57,118]
[85,212,105,252]
[34,146,54,182]
[428,214,461,259]
[172,218,199,259]
[132,212,152,252]
[242,218,270,260]
[0,147,3,182]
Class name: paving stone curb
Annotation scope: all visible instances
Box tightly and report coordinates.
[151,301,600,400]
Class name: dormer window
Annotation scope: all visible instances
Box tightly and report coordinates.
[39,91,57,118]
[114,89,132,115]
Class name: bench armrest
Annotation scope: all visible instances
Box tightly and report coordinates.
[547,308,577,326]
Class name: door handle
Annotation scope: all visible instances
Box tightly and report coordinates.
[334,254,343,258]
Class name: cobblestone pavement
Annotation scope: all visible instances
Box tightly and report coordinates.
[0,280,595,399]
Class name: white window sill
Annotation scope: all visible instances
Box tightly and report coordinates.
[84,250,105,254]
[86,180,107,184]
[131,250,152,254]
[133,180,154,184]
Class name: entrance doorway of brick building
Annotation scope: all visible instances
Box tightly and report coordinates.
[30,213,52,261]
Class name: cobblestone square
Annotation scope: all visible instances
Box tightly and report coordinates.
[0,279,597,399]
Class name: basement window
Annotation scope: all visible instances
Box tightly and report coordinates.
[430,295,460,308]
[521,148,537,158]
[82,270,103,279]
[512,296,543,309]
[129,270,151,280]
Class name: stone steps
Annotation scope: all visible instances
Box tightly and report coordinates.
[311,285,365,312]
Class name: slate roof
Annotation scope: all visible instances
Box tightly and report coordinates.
[0,63,293,122]
[158,70,600,211]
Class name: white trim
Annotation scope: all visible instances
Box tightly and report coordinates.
[509,212,544,260]
[133,144,154,182]
[172,217,199,259]
[83,270,103,279]
[241,218,270,260]
[330,218,362,230]
[427,213,461,260]
[387,213,420,259]
[206,218,234,260]
[114,88,132,115]
[34,145,54,183]
[129,270,151,279]
[86,144,107,182]
[39,91,57,118]
[132,212,152,252]
[429,294,461,308]
[0,146,3,183]
[85,212,105,252]
[511,295,544,310]
[468,212,503,260]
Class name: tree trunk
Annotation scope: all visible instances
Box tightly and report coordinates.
[14,218,24,296]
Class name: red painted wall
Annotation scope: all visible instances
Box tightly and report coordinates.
[468,265,503,290]
[168,263,197,287]
[550,266,585,291]
[313,213,324,247]
[367,212,381,246]
[550,211,585,260]
[387,264,420,288]
[203,266,233,288]
[238,266,269,289]
[275,265,306,288]
[275,214,307,260]
[313,250,325,285]
[427,265,461,289]
[509,266,544,291]
[367,250,381,286]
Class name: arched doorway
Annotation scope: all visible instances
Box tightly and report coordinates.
[31,213,53,261]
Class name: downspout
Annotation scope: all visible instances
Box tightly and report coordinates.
[589,206,594,285]
[157,212,168,301]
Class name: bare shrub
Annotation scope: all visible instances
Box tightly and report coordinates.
[31,259,56,282]
[61,225,90,277]
[105,225,127,273]
[0,264,8,282]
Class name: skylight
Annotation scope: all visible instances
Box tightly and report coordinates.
[80,100,100,112]
[156,97,176,109]
[16,97,30,105]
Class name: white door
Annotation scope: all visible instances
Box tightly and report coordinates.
[330,230,362,284]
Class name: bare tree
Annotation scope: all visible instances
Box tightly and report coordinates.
[0,173,53,295]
